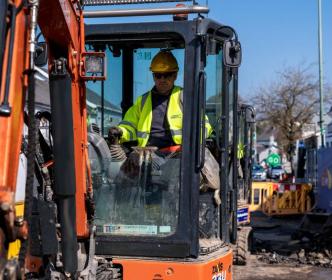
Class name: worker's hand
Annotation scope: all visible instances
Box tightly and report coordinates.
[108,126,123,145]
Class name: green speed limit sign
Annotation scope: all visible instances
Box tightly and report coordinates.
[267,153,281,167]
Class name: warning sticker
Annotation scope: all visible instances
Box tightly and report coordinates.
[103,224,158,235]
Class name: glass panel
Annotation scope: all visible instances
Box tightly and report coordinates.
[86,48,123,136]
[238,113,245,148]
[133,48,184,100]
[238,112,246,183]
[87,46,184,237]
[227,75,236,196]
[228,79,234,144]
[205,52,222,140]
[94,147,181,236]
[253,189,260,205]
[200,51,223,246]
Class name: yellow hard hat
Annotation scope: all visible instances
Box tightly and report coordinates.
[150,51,179,73]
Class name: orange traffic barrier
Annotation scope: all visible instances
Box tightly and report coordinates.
[250,181,312,216]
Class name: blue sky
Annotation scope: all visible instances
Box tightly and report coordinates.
[213,0,332,98]
[85,0,332,99]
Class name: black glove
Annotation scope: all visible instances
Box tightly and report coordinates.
[108,126,123,145]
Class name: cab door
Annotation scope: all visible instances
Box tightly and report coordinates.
[202,28,241,244]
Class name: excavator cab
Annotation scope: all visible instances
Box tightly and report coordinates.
[84,2,241,279]
[1,0,240,279]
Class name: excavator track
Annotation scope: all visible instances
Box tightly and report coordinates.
[233,226,252,265]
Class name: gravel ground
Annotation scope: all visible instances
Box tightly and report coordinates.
[234,255,332,280]
[233,212,332,280]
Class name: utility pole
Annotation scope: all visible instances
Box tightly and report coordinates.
[318,0,325,147]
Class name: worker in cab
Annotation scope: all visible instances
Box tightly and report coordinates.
[108,50,213,149]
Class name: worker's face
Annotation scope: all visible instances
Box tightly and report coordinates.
[153,72,177,95]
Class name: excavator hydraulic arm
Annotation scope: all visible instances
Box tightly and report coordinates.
[0,0,30,249]
[0,0,92,276]
[38,0,90,239]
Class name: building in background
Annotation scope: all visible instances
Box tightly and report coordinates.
[255,126,280,168]
[34,66,121,136]
[86,89,122,136]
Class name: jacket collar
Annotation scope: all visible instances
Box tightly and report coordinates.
[151,86,175,96]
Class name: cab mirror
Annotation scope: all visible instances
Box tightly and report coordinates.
[34,42,48,67]
[223,40,241,67]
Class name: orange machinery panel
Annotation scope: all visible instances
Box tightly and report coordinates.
[113,249,232,280]
[0,0,28,208]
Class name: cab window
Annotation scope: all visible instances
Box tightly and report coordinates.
[86,44,185,237]
[133,48,184,100]
[205,51,222,145]
[86,48,123,136]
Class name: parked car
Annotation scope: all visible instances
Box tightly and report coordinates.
[252,165,267,181]
[268,165,285,180]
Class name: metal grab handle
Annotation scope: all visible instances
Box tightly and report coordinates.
[83,5,209,18]
[83,0,193,6]
[195,70,206,171]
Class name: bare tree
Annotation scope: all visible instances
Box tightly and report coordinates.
[250,64,331,174]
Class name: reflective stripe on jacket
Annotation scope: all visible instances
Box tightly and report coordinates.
[118,86,212,147]
[237,142,245,159]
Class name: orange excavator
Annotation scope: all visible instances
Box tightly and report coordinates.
[0,0,242,279]
[0,0,100,277]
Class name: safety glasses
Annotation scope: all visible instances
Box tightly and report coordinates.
[153,72,175,79]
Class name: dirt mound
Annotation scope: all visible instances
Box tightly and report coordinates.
[251,212,332,268]
[256,250,332,268]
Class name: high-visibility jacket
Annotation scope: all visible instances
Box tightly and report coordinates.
[237,142,245,159]
[118,86,213,147]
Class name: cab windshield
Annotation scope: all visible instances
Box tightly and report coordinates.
[93,146,181,236]
[86,45,184,237]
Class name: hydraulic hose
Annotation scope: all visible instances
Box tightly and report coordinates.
[19,0,39,269]
[19,68,36,269]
